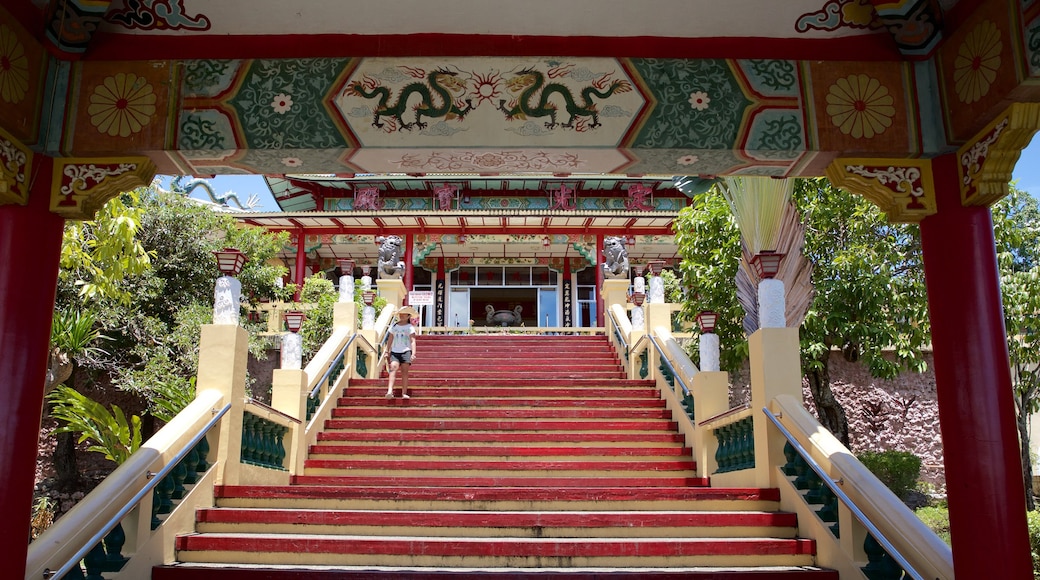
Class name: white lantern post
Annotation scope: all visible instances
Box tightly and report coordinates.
[281,310,306,369]
[751,251,786,328]
[696,310,720,372]
[337,258,356,303]
[212,248,248,325]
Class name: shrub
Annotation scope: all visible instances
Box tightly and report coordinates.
[857,450,921,500]
[914,505,950,545]
[1028,510,1040,578]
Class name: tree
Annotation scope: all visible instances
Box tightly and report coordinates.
[673,189,748,372]
[674,179,931,446]
[991,186,1040,511]
[795,179,930,446]
[48,186,291,488]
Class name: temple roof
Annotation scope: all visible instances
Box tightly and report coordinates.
[240,174,688,267]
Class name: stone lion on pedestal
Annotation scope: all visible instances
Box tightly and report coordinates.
[376,235,404,279]
[602,236,629,279]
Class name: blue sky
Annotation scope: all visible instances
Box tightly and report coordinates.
[1014,136,1040,198]
[165,141,1040,213]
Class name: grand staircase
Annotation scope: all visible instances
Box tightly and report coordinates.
[154,334,837,579]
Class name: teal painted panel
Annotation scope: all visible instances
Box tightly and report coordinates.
[737,60,799,98]
[227,58,350,149]
[627,59,752,149]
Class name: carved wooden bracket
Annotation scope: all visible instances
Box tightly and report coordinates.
[0,128,32,207]
[958,102,1040,207]
[825,158,936,223]
[50,157,157,220]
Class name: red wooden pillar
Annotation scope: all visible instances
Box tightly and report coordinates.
[404,232,414,297]
[920,153,1032,577]
[595,234,604,326]
[0,157,64,577]
[293,228,306,300]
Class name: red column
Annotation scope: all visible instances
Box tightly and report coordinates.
[595,234,604,326]
[920,153,1032,577]
[0,157,64,577]
[293,228,306,300]
[404,232,414,297]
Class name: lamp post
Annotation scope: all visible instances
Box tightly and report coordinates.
[337,258,356,303]
[362,289,376,330]
[751,250,786,328]
[697,310,720,372]
[630,291,646,331]
[212,248,248,325]
[281,310,306,369]
[646,260,666,303]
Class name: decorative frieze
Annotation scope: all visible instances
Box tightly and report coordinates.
[958,103,1040,207]
[0,129,31,206]
[50,157,156,219]
[825,158,935,223]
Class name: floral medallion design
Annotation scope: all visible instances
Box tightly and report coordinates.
[953,20,1002,105]
[688,91,710,111]
[271,93,293,114]
[826,74,895,139]
[0,25,29,105]
[87,73,157,138]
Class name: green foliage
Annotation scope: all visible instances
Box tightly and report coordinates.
[47,385,142,465]
[857,450,921,500]
[993,187,1040,510]
[795,178,930,379]
[50,309,107,361]
[914,505,950,545]
[55,186,291,422]
[1028,510,1040,578]
[299,275,338,357]
[673,189,748,372]
[60,190,151,306]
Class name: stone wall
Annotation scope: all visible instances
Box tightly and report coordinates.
[731,351,945,493]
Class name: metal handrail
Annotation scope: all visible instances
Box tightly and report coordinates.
[607,307,629,352]
[43,402,232,579]
[310,334,358,399]
[762,407,925,580]
[244,397,302,424]
[647,334,690,395]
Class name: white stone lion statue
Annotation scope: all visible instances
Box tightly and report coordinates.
[375,235,404,279]
[602,236,630,279]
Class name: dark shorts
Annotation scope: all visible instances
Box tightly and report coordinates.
[390,350,412,364]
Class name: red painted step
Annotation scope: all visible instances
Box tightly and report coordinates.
[154,569,838,580]
[160,334,833,578]
[308,444,687,457]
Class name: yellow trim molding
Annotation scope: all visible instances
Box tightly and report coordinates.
[825,157,936,223]
[51,156,156,219]
[958,102,1040,207]
[0,127,32,207]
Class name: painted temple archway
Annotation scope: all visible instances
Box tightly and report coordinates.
[4,1,1040,578]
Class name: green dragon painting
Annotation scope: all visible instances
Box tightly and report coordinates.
[346,68,474,131]
[498,69,633,130]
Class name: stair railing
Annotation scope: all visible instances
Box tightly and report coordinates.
[25,390,229,580]
[605,304,632,374]
[763,395,954,580]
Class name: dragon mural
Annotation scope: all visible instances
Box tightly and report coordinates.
[498,69,632,130]
[346,68,475,131]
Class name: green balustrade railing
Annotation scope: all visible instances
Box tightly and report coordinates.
[713,416,755,473]
[240,409,289,471]
[764,408,921,580]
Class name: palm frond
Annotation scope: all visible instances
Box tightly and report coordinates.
[735,202,815,333]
